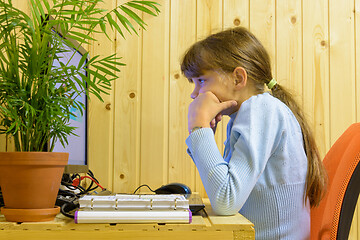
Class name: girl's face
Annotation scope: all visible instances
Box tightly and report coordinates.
[190,70,239,114]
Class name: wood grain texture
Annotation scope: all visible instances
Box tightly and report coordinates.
[302,0,330,159]
[140,0,170,189]
[249,0,276,77]
[168,0,197,190]
[329,0,356,144]
[0,136,6,152]
[87,0,116,190]
[112,0,143,193]
[223,0,249,29]
[276,0,303,105]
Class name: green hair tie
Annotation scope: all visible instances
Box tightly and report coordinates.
[267,78,277,90]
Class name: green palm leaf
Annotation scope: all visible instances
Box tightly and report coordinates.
[0,0,160,151]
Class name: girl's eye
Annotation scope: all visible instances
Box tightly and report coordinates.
[198,78,205,84]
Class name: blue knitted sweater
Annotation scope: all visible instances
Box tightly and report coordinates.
[186,92,310,240]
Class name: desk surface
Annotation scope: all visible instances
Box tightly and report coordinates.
[0,199,254,240]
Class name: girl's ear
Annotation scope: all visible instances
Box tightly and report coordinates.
[233,67,247,89]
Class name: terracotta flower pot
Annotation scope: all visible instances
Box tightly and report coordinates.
[0,152,68,222]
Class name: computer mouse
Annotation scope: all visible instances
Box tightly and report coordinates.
[154,183,192,195]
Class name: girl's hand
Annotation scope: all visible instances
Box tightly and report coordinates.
[210,113,223,133]
[188,91,237,133]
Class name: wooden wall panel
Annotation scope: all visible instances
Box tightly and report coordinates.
[112,0,143,193]
[168,0,196,190]
[250,0,276,78]
[140,0,169,190]
[276,0,303,105]
[6,138,15,152]
[0,138,5,152]
[223,0,249,29]
[302,0,330,159]
[197,0,223,38]
[87,0,116,190]
[329,0,356,144]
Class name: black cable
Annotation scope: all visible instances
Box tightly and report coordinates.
[88,170,97,181]
[86,170,100,192]
[82,169,103,193]
[58,188,77,198]
[133,184,156,194]
[72,173,81,181]
[58,169,106,219]
[76,185,86,192]
[60,201,78,219]
[76,171,98,196]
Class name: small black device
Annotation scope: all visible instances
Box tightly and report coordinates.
[186,194,206,214]
[154,183,192,195]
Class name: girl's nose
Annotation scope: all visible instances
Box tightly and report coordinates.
[190,88,198,99]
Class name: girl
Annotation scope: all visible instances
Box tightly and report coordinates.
[181,27,327,240]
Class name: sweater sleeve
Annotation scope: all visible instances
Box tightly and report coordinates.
[186,96,285,215]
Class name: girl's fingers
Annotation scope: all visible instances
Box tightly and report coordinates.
[215,113,222,122]
[218,100,237,112]
[210,118,216,128]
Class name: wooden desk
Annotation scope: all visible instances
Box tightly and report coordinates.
[0,199,254,240]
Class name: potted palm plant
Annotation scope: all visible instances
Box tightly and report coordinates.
[0,0,159,222]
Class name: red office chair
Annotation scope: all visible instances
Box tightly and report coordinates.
[311,123,360,240]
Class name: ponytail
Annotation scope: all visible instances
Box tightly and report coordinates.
[270,83,327,207]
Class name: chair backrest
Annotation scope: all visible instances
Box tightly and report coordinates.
[311,123,360,240]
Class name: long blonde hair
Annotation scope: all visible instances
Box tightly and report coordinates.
[181,27,327,207]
